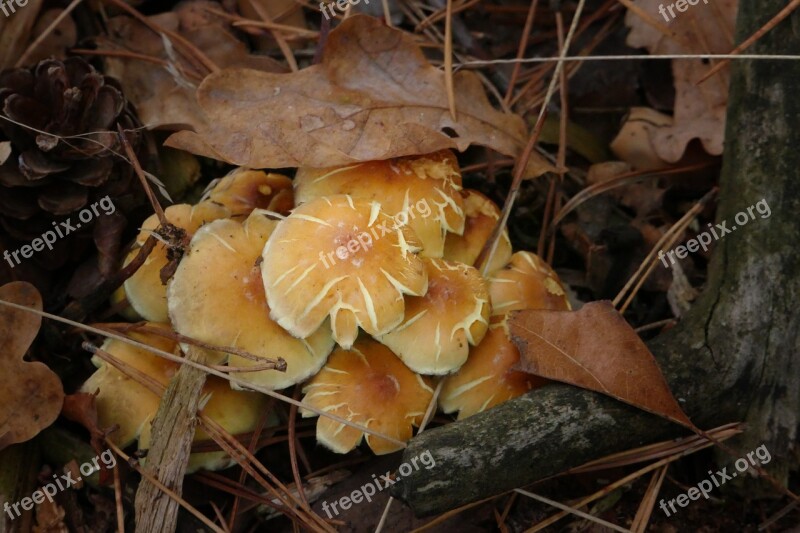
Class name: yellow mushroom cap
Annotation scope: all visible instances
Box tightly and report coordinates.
[80,324,273,471]
[122,202,230,323]
[441,254,571,418]
[439,318,548,420]
[443,189,512,274]
[377,258,489,375]
[79,324,179,447]
[301,338,434,455]
[167,211,334,388]
[205,168,294,217]
[138,377,273,473]
[488,251,571,316]
[294,151,465,258]
[261,195,428,349]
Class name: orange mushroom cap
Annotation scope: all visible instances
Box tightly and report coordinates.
[443,189,512,274]
[488,251,571,316]
[261,195,428,349]
[122,202,230,322]
[294,151,465,257]
[80,323,273,471]
[301,338,434,455]
[204,168,294,217]
[167,211,334,387]
[79,324,179,447]
[442,253,571,418]
[439,317,548,420]
[138,377,274,473]
[378,258,489,375]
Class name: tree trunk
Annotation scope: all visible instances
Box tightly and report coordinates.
[392,0,800,515]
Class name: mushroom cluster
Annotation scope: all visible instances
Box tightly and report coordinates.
[86,150,572,466]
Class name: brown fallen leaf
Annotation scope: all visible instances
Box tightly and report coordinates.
[0,0,43,69]
[62,393,105,456]
[166,15,555,176]
[609,107,673,170]
[624,0,738,162]
[508,300,693,427]
[0,282,65,451]
[25,8,78,65]
[102,0,287,130]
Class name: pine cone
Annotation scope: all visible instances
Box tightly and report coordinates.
[0,57,145,301]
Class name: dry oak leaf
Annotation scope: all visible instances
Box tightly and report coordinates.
[624,0,738,162]
[102,1,287,130]
[166,15,556,177]
[508,300,692,427]
[0,282,64,450]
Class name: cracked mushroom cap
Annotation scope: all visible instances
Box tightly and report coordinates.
[138,377,275,473]
[167,211,334,388]
[122,202,230,322]
[377,258,489,375]
[204,168,294,217]
[439,317,548,420]
[294,151,465,257]
[301,338,434,455]
[443,189,512,274]
[488,251,571,316]
[79,324,179,447]
[262,195,428,349]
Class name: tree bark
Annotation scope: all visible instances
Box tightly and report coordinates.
[392,0,800,515]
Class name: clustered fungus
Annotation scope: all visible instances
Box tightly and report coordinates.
[440,251,571,418]
[80,324,271,472]
[86,151,573,468]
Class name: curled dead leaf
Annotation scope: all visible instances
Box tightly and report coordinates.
[610,108,673,170]
[0,282,65,451]
[508,300,693,428]
[166,15,555,177]
[624,0,738,161]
